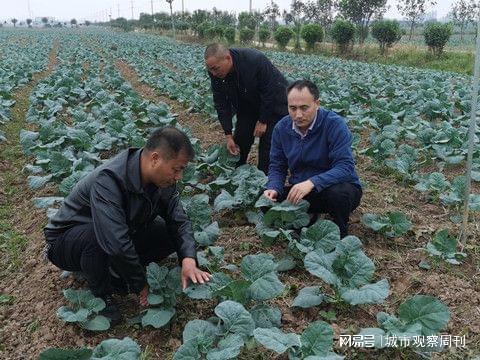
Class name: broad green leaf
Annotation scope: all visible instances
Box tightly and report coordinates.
[250,304,282,328]
[214,300,255,337]
[292,286,324,308]
[301,219,340,253]
[340,279,389,305]
[241,253,276,282]
[146,262,169,290]
[301,321,334,357]
[141,308,175,328]
[398,295,450,335]
[248,272,285,301]
[253,327,300,354]
[173,339,201,360]
[206,334,244,360]
[183,319,218,349]
[81,315,110,331]
[57,307,90,323]
[38,348,92,360]
[91,337,141,359]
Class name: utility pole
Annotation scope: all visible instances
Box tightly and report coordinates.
[117,3,120,18]
[27,0,32,19]
[151,0,155,29]
[460,10,480,249]
[182,0,184,15]
[131,0,134,20]
[249,0,252,13]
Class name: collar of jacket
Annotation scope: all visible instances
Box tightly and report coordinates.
[126,148,145,194]
[288,108,324,138]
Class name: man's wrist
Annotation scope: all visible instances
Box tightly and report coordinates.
[225,134,234,139]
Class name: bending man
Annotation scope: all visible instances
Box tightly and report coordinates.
[205,43,288,173]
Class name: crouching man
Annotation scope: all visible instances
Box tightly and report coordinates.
[44,126,211,325]
[263,80,362,238]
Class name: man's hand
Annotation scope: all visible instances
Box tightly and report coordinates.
[139,285,149,307]
[263,189,278,202]
[286,180,315,205]
[226,135,239,156]
[254,121,267,138]
[181,257,212,290]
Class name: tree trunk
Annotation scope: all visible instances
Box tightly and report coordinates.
[170,3,176,40]
[409,20,415,40]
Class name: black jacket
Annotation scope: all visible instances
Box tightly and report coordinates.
[44,148,196,293]
[209,48,288,135]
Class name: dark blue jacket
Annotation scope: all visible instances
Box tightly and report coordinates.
[267,108,361,196]
[209,48,288,135]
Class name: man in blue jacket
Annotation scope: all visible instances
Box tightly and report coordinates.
[263,80,362,238]
[205,43,288,174]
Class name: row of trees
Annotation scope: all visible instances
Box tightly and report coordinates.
[6,17,88,28]
[119,0,476,44]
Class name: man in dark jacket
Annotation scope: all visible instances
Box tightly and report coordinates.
[264,80,362,238]
[44,126,211,324]
[205,43,288,174]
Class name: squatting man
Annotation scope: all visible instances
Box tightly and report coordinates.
[43,127,211,324]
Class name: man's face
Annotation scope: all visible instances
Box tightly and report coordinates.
[287,87,320,132]
[149,151,190,188]
[205,54,233,79]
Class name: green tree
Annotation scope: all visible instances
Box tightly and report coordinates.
[283,0,308,50]
[224,26,236,44]
[330,19,356,53]
[450,0,477,40]
[264,0,280,31]
[424,22,452,57]
[301,23,324,50]
[41,17,48,26]
[26,19,32,28]
[259,26,271,47]
[85,20,91,26]
[305,0,334,31]
[70,18,77,27]
[371,20,402,54]
[197,21,211,39]
[274,26,295,49]
[11,18,17,27]
[397,0,437,40]
[238,12,256,30]
[239,27,255,44]
[338,0,388,43]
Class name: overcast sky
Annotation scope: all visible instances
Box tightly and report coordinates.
[0,0,455,23]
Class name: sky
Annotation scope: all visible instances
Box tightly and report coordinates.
[0,0,455,23]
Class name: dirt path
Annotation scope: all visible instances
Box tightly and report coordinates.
[114,59,223,151]
[0,43,69,359]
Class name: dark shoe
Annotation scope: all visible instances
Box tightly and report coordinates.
[99,295,122,326]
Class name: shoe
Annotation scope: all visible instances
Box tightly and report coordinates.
[99,295,122,326]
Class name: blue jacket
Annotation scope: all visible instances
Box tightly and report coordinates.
[267,108,361,196]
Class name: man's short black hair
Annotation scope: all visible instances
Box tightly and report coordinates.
[204,43,228,60]
[287,79,320,100]
[145,126,195,161]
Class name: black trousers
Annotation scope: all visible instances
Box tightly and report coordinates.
[46,217,176,297]
[234,109,283,174]
[281,182,362,238]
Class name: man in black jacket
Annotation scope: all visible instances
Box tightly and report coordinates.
[205,43,288,174]
[44,127,211,324]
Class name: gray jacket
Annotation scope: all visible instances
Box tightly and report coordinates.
[44,148,196,293]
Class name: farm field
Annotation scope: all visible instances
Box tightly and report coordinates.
[0,28,480,360]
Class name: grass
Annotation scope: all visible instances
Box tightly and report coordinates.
[0,124,30,278]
